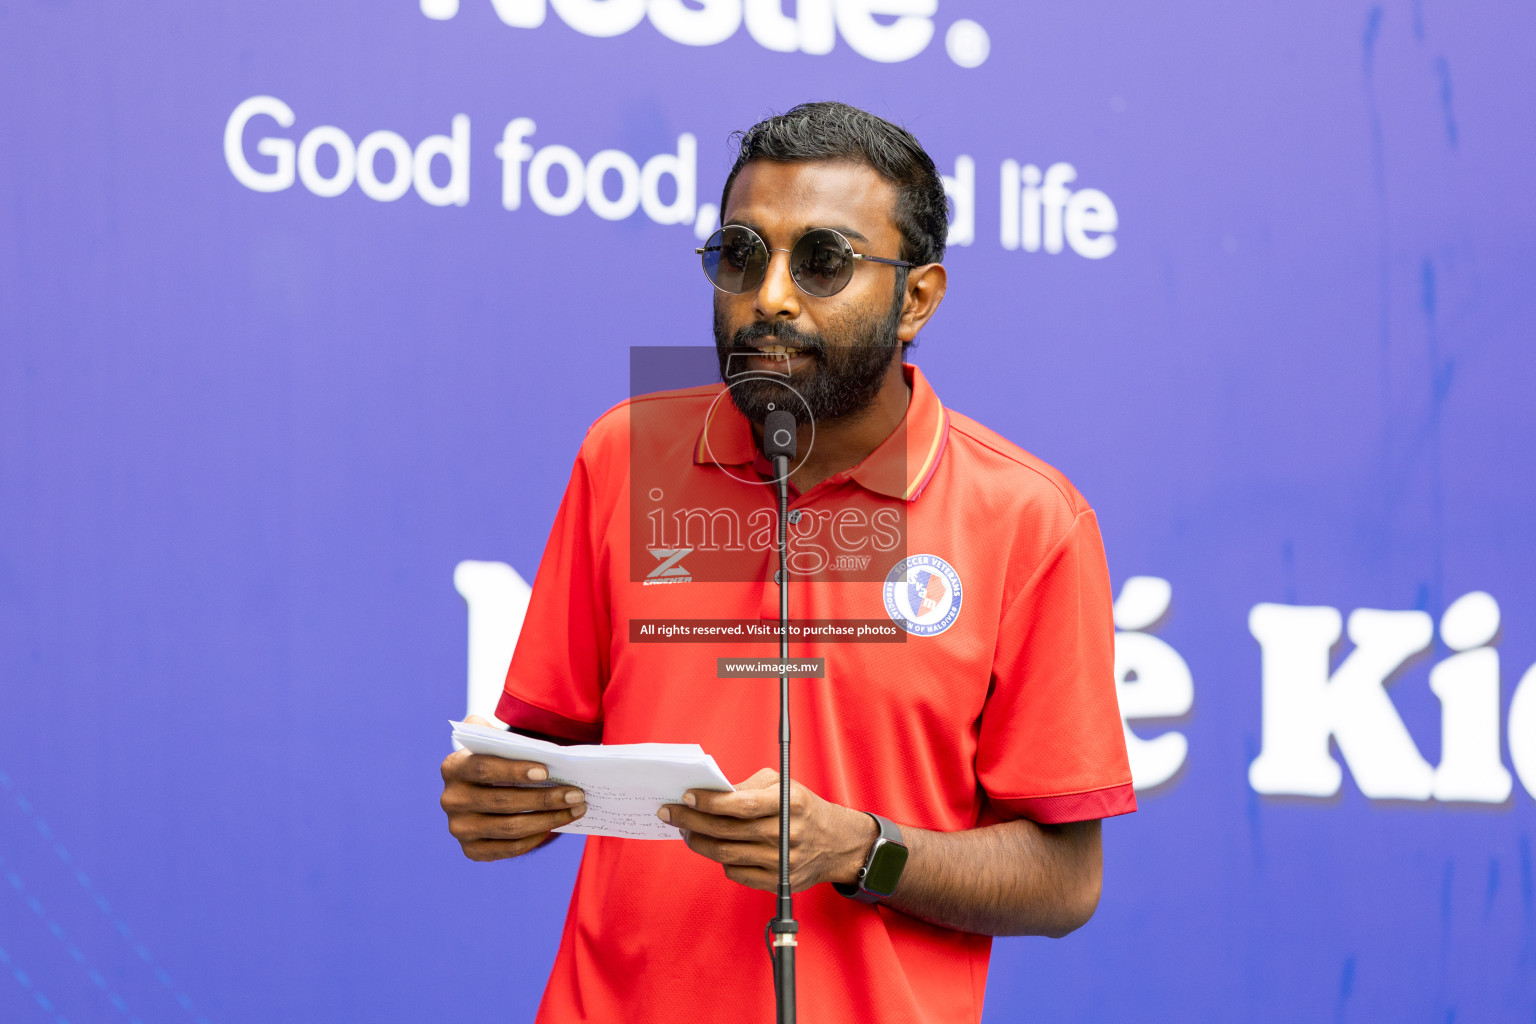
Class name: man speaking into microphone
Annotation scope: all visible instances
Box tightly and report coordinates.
[439,102,1134,1023]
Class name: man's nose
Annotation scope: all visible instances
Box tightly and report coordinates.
[752,249,801,322]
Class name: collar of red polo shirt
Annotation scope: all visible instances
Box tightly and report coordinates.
[692,363,950,502]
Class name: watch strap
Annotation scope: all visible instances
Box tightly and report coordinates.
[832,813,905,904]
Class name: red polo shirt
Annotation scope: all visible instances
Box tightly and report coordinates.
[498,363,1134,1024]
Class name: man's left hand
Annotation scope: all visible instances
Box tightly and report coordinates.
[659,769,878,893]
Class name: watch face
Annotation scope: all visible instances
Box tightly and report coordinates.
[863,840,909,898]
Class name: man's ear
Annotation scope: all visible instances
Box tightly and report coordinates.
[896,263,947,346]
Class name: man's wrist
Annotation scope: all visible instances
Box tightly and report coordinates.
[831,805,881,885]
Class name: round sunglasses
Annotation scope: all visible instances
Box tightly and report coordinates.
[696,225,914,298]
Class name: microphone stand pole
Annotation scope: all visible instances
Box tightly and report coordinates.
[769,452,798,1024]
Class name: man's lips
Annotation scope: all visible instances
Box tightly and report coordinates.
[741,344,816,374]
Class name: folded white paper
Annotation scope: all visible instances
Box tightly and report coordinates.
[449,721,734,840]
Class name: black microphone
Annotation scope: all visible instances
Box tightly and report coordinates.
[764,408,797,463]
[762,406,799,1024]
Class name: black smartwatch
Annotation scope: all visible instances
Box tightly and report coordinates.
[832,813,908,904]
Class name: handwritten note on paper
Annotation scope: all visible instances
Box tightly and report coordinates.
[449,721,735,840]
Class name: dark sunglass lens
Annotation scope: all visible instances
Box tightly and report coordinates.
[703,226,767,293]
[790,230,854,296]
[699,229,724,286]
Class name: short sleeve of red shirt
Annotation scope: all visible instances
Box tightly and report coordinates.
[494,421,614,744]
[978,507,1135,824]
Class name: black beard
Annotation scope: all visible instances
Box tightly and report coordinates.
[713,297,902,426]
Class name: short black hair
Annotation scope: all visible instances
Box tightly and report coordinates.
[720,102,948,267]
